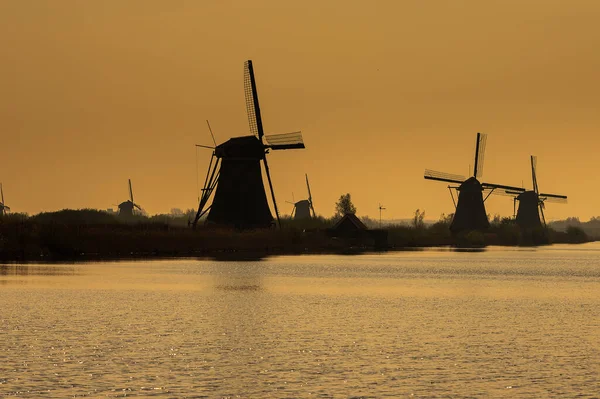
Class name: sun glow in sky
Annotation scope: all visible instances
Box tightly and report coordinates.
[1,1,599,220]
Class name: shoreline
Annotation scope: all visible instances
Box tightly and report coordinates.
[1,241,594,263]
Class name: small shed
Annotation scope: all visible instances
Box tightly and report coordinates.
[332,213,368,232]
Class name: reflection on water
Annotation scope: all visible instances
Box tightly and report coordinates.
[0,264,77,276]
[0,243,599,397]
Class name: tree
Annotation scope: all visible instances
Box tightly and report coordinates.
[335,193,357,217]
[412,209,425,229]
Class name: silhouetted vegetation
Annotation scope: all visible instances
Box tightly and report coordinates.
[0,209,592,261]
[334,193,357,217]
[549,217,600,240]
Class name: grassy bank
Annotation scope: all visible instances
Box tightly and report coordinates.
[0,210,591,261]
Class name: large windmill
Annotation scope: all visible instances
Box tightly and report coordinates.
[424,133,526,233]
[288,174,316,220]
[192,60,305,229]
[0,183,10,216]
[505,156,567,228]
[118,179,142,217]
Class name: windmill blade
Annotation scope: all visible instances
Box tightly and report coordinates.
[305,174,312,201]
[538,192,567,200]
[424,169,466,185]
[307,175,316,217]
[539,200,547,227]
[0,183,4,204]
[306,173,315,217]
[244,60,264,141]
[474,132,487,178]
[262,156,281,228]
[531,155,539,194]
[265,131,305,150]
[128,179,134,204]
[486,189,521,198]
[196,144,215,150]
[3,205,9,212]
[134,203,142,211]
[206,120,217,147]
[481,182,526,192]
[539,195,567,204]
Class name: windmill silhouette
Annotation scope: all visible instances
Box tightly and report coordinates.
[424,133,526,233]
[0,183,10,216]
[192,60,305,229]
[505,156,567,228]
[378,203,386,228]
[288,174,316,220]
[118,179,142,217]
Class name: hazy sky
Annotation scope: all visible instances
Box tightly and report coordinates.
[1,1,599,220]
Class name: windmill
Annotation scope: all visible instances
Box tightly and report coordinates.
[504,156,567,228]
[424,133,527,233]
[192,60,305,229]
[288,174,316,220]
[0,183,10,216]
[118,179,142,217]
[378,203,386,228]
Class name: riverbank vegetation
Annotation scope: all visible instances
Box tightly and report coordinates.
[0,209,591,261]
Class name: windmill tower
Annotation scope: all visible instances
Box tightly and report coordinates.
[0,183,10,216]
[118,179,142,217]
[192,60,305,229]
[424,133,526,233]
[505,156,567,228]
[289,174,316,220]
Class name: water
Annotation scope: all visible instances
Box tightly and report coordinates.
[1,243,599,397]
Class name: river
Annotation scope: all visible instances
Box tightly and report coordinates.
[1,243,599,397]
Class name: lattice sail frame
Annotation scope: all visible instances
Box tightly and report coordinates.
[244,61,260,138]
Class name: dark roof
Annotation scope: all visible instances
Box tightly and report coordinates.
[333,214,367,231]
[215,135,265,159]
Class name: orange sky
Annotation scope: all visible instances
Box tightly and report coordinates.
[1,1,599,221]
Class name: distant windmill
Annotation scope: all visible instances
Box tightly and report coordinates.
[505,156,567,228]
[378,203,386,228]
[118,179,142,217]
[288,174,316,220]
[192,60,305,229]
[0,183,10,216]
[424,133,526,233]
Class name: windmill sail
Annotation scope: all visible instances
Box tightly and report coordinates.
[306,174,315,217]
[265,132,305,150]
[244,60,264,140]
[474,132,487,178]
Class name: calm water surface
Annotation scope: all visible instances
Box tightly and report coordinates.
[1,243,600,398]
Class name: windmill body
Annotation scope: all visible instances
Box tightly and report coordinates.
[451,176,489,232]
[424,133,526,233]
[515,191,542,228]
[118,200,135,217]
[206,136,274,228]
[193,60,305,229]
[292,200,312,220]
